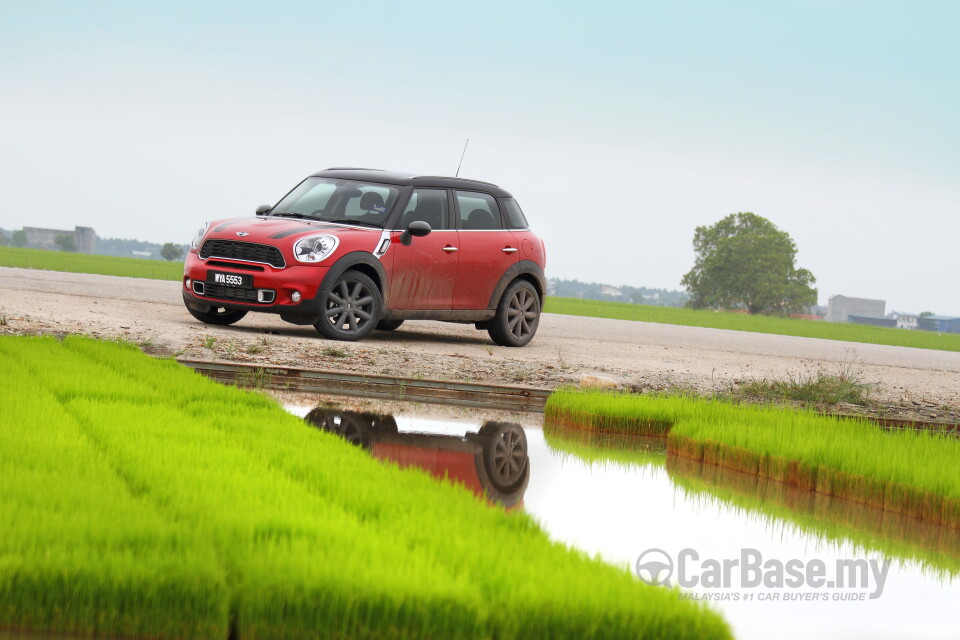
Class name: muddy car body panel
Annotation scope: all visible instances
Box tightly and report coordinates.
[183,169,546,345]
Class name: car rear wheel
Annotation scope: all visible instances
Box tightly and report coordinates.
[479,422,529,491]
[375,319,405,332]
[186,305,248,326]
[487,280,540,347]
[314,270,382,341]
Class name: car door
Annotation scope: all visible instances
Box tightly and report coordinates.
[385,188,459,310]
[451,190,519,310]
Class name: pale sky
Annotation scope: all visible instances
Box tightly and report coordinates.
[1,1,957,314]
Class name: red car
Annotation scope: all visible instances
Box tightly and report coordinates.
[182,169,546,346]
[305,408,529,509]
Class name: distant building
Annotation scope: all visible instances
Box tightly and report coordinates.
[23,226,96,253]
[849,315,896,329]
[890,312,918,330]
[599,285,623,298]
[918,315,960,334]
[825,295,885,323]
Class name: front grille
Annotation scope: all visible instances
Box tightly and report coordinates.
[206,260,265,272]
[203,284,261,303]
[200,240,285,268]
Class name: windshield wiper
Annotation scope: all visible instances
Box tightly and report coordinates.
[323,219,382,228]
[269,211,315,220]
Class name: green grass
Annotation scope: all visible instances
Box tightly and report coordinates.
[544,297,960,352]
[0,246,182,281]
[0,336,730,640]
[545,389,960,526]
[725,369,873,407]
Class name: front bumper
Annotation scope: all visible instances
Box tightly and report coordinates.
[182,253,329,323]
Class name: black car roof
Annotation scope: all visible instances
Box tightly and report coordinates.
[311,168,513,198]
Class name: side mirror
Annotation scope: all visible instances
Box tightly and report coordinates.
[255,204,272,215]
[400,220,432,246]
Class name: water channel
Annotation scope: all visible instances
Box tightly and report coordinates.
[290,400,960,640]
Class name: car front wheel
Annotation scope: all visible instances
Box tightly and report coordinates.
[487,280,540,347]
[314,270,382,341]
[186,305,248,326]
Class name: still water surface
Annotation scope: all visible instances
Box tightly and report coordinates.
[295,404,960,640]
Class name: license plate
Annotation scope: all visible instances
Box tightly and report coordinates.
[206,270,252,288]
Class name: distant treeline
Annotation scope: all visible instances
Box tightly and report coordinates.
[94,236,188,260]
[0,227,186,260]
[548,278,689,307]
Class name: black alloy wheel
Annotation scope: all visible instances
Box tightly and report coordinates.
[483,423,529,490]
[488,280,541,347]
[314,270,382,341]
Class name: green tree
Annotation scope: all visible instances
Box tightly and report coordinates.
[12,230,27,247]
[54,234,77,252]
[0,233,9,247]
[681,212,817,315]
[160,242,184,261]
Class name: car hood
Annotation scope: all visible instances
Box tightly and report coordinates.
[204,216,379,244]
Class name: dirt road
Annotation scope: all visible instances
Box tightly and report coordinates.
[3,266,959,418]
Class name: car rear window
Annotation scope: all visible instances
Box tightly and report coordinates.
[499,198,529,229]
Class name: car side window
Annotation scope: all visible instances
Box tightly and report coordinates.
[398,189,450,230]
[456,191,503,230]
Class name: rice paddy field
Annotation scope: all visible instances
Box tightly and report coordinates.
[0,336,731,640]
[667,455,960,579]
[0,247,181,281]
[545,389,960,527]
[542,423,667,469]
[543,297,960,352]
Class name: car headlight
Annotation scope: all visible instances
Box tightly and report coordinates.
[190,221,210,250]
[294,234,339,263]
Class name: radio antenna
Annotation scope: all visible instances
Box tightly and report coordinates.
[455,138,470,177]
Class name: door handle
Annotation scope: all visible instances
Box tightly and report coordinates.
[442,246,459,253]
[502,247,518,254]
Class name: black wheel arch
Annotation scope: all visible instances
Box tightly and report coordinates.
[319,251,389,306]
[487,260,546,310]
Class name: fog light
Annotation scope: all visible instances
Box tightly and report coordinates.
[291,291,302,303]
[185,278,192,290]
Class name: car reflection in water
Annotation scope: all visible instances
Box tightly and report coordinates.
[305,409,529,509]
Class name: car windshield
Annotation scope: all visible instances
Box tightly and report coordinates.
[269,178,400,228]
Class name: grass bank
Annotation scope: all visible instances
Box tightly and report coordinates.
[544,297,960,353]
[545,389,960,527]
[0,336,730,640]
[0,246,181,281]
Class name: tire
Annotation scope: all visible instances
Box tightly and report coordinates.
[186,305,248,326]
[479,422,528,492]
[375,319,405,332]
[487,280,541,347]
[313,270,382,341]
